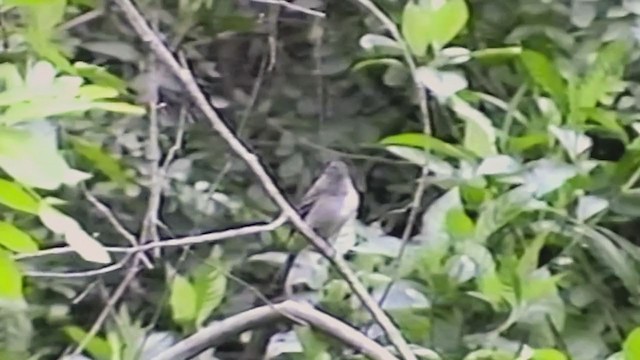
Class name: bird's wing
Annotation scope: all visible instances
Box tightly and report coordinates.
[296,173,329,217]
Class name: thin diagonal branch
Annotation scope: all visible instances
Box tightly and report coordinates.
[111,1,415,358]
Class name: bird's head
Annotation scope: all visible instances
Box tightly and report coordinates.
[323,160,349,179]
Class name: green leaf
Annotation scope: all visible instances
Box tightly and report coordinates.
[0,179,39,214]
[449,96,498,156]
[0,127,92,190]
[624,327,640,360]
[0,222,38,253]
[0,251,23,299]
[170,273,198,325]
[445,208,475,239]
[78,85,119,100]
[401,2,433,56]
[471,46,523,62]
[522,159,579,197]
[193,262,227,328]
[417,187,464,273]
[68,136,132,185]
[475,186,545,244]
[380,132,475,159]
[295,326,331,360]
[532,348,567,360]
[38,202,111,264]
[401,0,469,55]
[74,62,128,93]
[576,41,629,110]
[521,50,566,106]
[63,326,112,360]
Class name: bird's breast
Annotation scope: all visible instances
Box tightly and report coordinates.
[338,181,359,218]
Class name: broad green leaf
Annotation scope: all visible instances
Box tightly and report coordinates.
[402,2,433,56]
[417,187,464,273]
[427,0,469,50]
[474,271,510,306]
[0,222,38,253]
[548,125,593,161]
[521,50,566,106]
[445,208,475,239]
[78,85,119,100]
[576,41,629,110]
[295,326,331,360]
[0,251,22,299]
[624,327,640,360]
[69,136,131,185]
[517,233,546,277]
[63,326,112,360]
[401,0,469,55]
[522,159,579,197]
[476,155,522,176]
[383,145,428,166]
[416,66,468,98]
[380,132,475,159]
[449,96,498,156]
[0,179,39,214]
[475,186,545,243]
[38,202,111,264]
[0,99,92,125]
[576,195,608,222]
[74,62,128,93]
[170,273,197,325]
[0,127,91,190]
[193,262,227,328]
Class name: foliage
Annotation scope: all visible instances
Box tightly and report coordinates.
[2,0,640,359]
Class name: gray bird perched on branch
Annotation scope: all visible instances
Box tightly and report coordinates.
[279,160,360,291]
[296,160,360,241]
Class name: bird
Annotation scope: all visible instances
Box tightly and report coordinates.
[278,160,360,291]
[296,160,360,241]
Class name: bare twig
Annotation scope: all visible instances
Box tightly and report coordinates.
[15,214,288,261]
[24,257,129,278]
[142,13,163,258]
[111,1,415,358]
[70,260,141,356]
[251,0,325,18]
[83,189,153,269]
[152,300,398,360]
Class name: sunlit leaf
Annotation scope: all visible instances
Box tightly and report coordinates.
[63,326,111,360]
[548,125,593,161]
[38,203,111,264]
[193,261,227,328]
[0,127,90,190]
[416,67,468,98]
[521,50,566,106]
[0,179,39,214]
[522,159,579,197]
[401,0,469,55]
[576,195,609,222]
[0,250,23,299]
[449,96,498,156]
[381,132,475,159]
[69,136,131,185]
[170,272,197,325]
[0,222,38,253]
[623,327,640,360]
